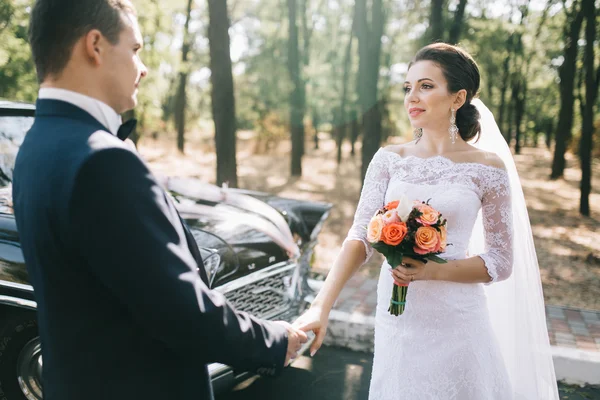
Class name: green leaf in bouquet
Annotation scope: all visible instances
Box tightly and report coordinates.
[371,241,390,256]
[387,249,404,269]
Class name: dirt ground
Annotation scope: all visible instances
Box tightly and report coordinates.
[138,131,600,311]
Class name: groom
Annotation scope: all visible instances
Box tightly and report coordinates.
[12,1,307,399]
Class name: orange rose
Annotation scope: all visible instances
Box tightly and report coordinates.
[414,226,442,255]
[385,200,399,210]
[416,204,440,226]
[381,222,408,246]
[367,216,384,243]
[439,225,447,250]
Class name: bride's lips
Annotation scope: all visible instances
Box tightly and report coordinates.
[408,108,425,118]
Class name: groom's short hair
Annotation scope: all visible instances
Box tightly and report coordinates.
[28,0,137,83]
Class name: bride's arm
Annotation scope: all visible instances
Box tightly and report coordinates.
[293,149,390,354]
[310,240,367,312]
[430,256,497,283]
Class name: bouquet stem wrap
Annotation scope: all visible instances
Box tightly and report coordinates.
[389,282,408,316]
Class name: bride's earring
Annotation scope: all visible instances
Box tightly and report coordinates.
[413,128,423,141]
[449,108,458,144]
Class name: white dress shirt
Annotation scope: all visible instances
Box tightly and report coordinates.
[38,88,122,136]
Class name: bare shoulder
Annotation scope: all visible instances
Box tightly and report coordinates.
[382,142,416,157]
[474,151,506,170]
[460,146,506,170]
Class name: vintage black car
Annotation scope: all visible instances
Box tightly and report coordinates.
[0,100,331,399]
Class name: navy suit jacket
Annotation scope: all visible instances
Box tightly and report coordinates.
[12,99,288,400]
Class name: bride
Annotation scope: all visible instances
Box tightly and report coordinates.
[293,43,559,399]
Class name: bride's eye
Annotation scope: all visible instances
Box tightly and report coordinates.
[403,86,411,93]
[422,84,433,89]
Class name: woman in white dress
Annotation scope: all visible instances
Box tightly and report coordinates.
[293,43,559,399]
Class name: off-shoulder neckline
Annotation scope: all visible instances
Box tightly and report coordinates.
[378,148,508,173]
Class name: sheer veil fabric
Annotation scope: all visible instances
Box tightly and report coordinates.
[469,99,559,399]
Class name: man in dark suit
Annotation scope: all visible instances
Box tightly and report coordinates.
[12,1,308,399]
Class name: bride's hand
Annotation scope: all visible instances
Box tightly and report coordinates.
[292,306,329,357]
[390,257,433,284]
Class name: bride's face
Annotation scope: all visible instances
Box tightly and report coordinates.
[403,60,455,131]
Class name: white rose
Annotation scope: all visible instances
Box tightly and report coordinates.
[395,195,412,222]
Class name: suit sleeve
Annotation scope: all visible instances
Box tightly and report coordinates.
[67,147,288,375]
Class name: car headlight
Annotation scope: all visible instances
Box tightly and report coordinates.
[198,248,222,282]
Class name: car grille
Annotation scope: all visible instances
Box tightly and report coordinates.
[224,270,292,320]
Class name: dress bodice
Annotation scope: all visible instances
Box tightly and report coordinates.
[346,148,514,282]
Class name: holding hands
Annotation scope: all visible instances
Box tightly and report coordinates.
[292,305,329,357]
[274,321,309,366]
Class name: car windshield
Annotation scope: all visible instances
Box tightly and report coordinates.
[0,115,34,187]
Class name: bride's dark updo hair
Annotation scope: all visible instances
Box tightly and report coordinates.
[410,43,481,142]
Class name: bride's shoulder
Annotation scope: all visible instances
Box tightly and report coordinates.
[380,143,414,157]
[462,148,506,171]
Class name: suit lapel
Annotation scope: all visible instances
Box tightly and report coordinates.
[180,217,210,285]
[162,192,210,285]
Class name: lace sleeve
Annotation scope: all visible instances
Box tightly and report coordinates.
[478,168,514,283]
[343,149,390,264]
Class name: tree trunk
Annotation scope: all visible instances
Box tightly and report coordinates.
[300,0,315,158]
[350,110,359,156]
[498,53,511,141]
[356,0,385,183]
[513,79,526,154]
[485,68,494,109]
[312,109,320,149]
[551,1,584,179]
[429,0,445,43]
[287,0,305,177]
[506,97,514,146]
[208,0,238,188]
[448,0,468,44]
[337,14,355,165]
[174,0,193,154]
[579,0,598,216]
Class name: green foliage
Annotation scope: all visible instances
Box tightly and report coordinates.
[0,0,597,159]
[0,0,37,102]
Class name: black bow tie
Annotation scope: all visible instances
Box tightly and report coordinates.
[117,118,137,141]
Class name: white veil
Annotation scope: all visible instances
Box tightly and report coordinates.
[469,99,559,399]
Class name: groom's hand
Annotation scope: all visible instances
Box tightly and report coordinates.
[274,321,308,366]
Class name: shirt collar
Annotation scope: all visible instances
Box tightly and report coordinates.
[38,88,122,136]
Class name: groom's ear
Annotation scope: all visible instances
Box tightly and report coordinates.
[83,29,106,66]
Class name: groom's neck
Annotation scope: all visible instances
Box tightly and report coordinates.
[40,73,114,113]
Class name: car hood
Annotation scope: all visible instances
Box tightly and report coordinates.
[168,178,332,287]
[168,178,301,257]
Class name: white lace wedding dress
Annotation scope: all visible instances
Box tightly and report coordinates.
[346,148,514,400]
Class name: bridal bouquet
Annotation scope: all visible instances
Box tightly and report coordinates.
[367,196,448,316]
